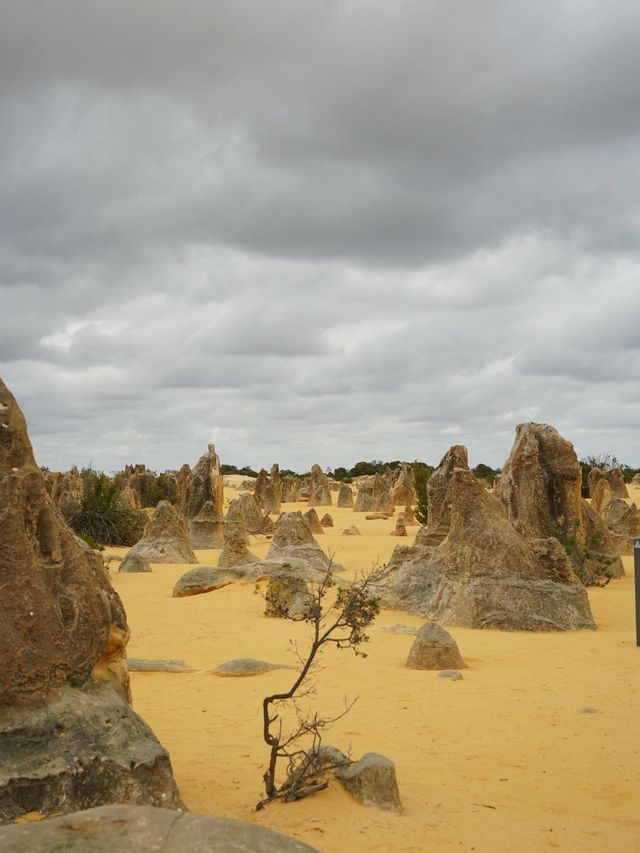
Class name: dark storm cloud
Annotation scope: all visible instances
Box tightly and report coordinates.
[1,1,640,470]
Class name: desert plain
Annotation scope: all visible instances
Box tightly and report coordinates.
[108,480,640,853]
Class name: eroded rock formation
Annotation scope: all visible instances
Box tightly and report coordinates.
[381,467,595,630]
[391,463,416,506]
[124,501,197,564]
[354,474,394,514]
[494,423,622,585]
[0,378,181,822]
[308,464,332,507]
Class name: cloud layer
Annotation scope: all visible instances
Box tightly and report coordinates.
[2,1,639,472]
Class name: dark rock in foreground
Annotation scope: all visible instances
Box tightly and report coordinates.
[0,804,318,852]
[0,683,182,824]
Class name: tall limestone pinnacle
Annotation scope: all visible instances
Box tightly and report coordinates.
[0,377,130,706]
[0,378,182,821]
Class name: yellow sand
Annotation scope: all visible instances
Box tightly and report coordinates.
[110,492,640,853]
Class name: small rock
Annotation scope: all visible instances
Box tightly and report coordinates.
[127,659,194,673]
[173,567,237,597]
[437,670,464,680]
[119,552,152,574]
[212,658,295,677]
[382,624,419,635]
[342,525,361,536]
[335,752,402,813]
[406,622,467,671]
[320,513,334,528]
[577,706,598,714]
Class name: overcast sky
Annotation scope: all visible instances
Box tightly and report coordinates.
[2,1,640,474]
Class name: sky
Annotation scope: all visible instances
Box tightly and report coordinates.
[2,0,640,474]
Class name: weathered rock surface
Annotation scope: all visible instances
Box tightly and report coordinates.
[421,445,469,546]
[354,474,394,514]
[342,525,362,536]
[381,468,596,630]
[282,474,300,502]
[227,494,268,535]
[187,500,224,549]
[406,622,467,670]
[401,505,418,526]
[303,507,324,534]
[320,512,334,527]
[254,465,282,514]
[337,483,354,507]
[183,444,224,520]
[591,478,612,515]
[125,501,197,564]
[173,566,238,597]
[335,753,402,813]
[365,512,392,520]
[391,518,407,537]
[0,804,318,852]
[126,659,193,673]
[308,464,332,507]
[263,512,340,573]
[46,465,84,518]
[495,423,621,585]
[118,552,152,574]
[117,484,141,513]
[589,466,629,499]
[0,379,129,709]
[0,683,182,824]
[391,463,416,506]
[602,499,640,555]
[212,659,295,677]
[217,520,258,568]
[264,576,314,620]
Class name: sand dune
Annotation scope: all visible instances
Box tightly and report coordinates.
[110,495,640,852]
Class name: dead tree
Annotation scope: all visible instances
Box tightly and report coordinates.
[257,563,381,809]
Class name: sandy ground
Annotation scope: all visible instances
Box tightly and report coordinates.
[110,491,640,853]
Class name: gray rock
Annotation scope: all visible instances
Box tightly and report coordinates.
[406,622,466,670]
[247,559,339,584]
[308,464,332,507]
[438,670,464,680]
[354,474,394,514]
[0,683,182,824]
[126,659,194,673]
[264,512,342,573]
[336,483,354,508]
[380,468,596,631]
[119,552,152,573]
[126,501,197,565]
[382,624,419,635]
[217,520,258,568]
[187,500,224,549]
[172,567,239,597]
[335,752,402,813]
[0,804,319,852]
[212,658,295,677]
